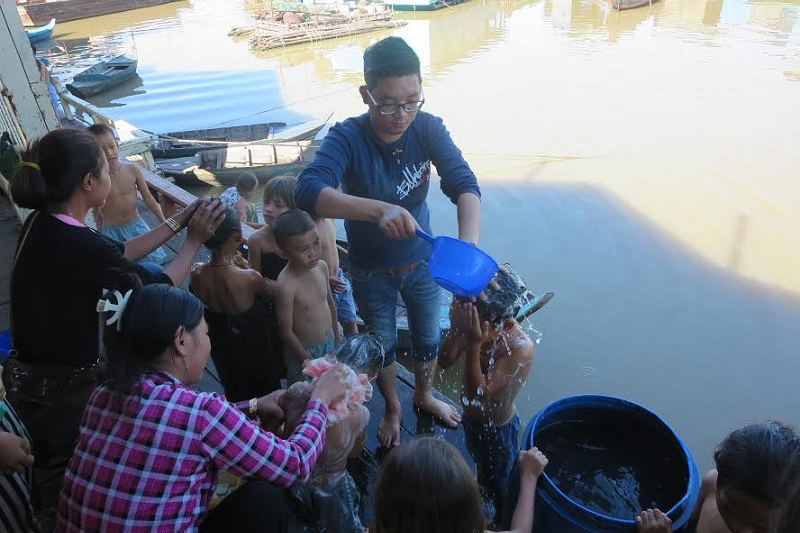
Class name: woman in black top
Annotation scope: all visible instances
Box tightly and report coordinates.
[4,129,224,506]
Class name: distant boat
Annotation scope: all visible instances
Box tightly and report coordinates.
[66,55,138,98]
[611,0,661,9]
[26,18,55,43]
[17,0,182,26]
[157,141,321,187]
[152,115,331,159]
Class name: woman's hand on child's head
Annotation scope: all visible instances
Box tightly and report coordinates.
[0,432,35,475]
[635,509,673,533]
[310,363,349,407]
[517,447,549,480]
[329,276,347,294]
[186,198,226,243]
[465,303,491,346]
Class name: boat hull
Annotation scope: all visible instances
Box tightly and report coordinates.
[26,19,55,43]
[18,0,183,26]
[66,56,138,98]
[612,0,661,10]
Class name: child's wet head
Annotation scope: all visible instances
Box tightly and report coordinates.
[203,205,242,251]
[467,265,530,328]
[714,421,800,533]
[330,334,385,380]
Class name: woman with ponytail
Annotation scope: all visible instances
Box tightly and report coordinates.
[3,129,224,506]
[55,284,347,533]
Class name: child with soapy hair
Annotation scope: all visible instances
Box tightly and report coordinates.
[280,335,384,533]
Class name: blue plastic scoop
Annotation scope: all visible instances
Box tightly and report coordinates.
[416,229,499,297]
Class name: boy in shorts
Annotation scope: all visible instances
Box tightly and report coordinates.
[274,210,340,383]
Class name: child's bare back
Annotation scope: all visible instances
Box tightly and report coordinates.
[190,259,267,315]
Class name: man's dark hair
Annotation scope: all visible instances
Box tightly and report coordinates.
[363,37,421,89]
[273,209,315,250]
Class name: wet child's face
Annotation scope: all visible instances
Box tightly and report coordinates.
[716,488,781,533]
[263,195,291,226]
[282,228,321,270]
[95,133,119,167]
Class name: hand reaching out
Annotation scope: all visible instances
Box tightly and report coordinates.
[636,509,673,533]
[329,275,347,294]
[517,447,549,480]
[0,432,34,475]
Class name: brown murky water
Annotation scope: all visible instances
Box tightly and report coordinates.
[44,0,800,470]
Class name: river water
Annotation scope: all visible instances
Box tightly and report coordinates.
[45,0,800,471]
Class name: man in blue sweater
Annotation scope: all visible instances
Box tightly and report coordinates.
[295,36,481,447]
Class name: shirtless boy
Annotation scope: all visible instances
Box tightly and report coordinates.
[88,124,167,264]
[636,421,800,533]
[274,209,341,383]
[314,217,358,336]
[439,268,535,521]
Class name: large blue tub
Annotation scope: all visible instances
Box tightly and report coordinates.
[503,395,700,532]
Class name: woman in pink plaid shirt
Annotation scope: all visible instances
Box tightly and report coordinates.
[55,284,348,533]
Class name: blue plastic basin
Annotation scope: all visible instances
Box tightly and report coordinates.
[503,395,700,533]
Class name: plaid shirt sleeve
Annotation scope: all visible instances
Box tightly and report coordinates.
[199,395,328,488]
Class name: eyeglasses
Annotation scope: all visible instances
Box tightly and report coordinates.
[365,87,425,115]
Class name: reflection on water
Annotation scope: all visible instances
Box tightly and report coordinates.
[45,0,800,470]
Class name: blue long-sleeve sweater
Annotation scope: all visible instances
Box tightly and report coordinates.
[295,112,480,270]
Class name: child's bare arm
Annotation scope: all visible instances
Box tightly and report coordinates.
[133,164,166,223]
[248,269,275,298]
[321,261,340,343]
[501,448,548,533]
[276,280,311,363]
[234,197,248,223]
[438,332,466,369]
[247,234,263,274]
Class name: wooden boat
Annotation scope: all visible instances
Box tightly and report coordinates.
[66,55,138,98]
[152,122,286,159]
[158,140,321,187]
[26,19,55,44]
[152,115,330,159]
[17,0,182,26]
[612,0,661,9]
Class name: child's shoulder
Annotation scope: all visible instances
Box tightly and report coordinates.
[700,469,719,494]
[120,160,143,177]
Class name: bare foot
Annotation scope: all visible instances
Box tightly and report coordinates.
[635,509,672,533]
[414,395,462,428]
[378,408,401,448]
